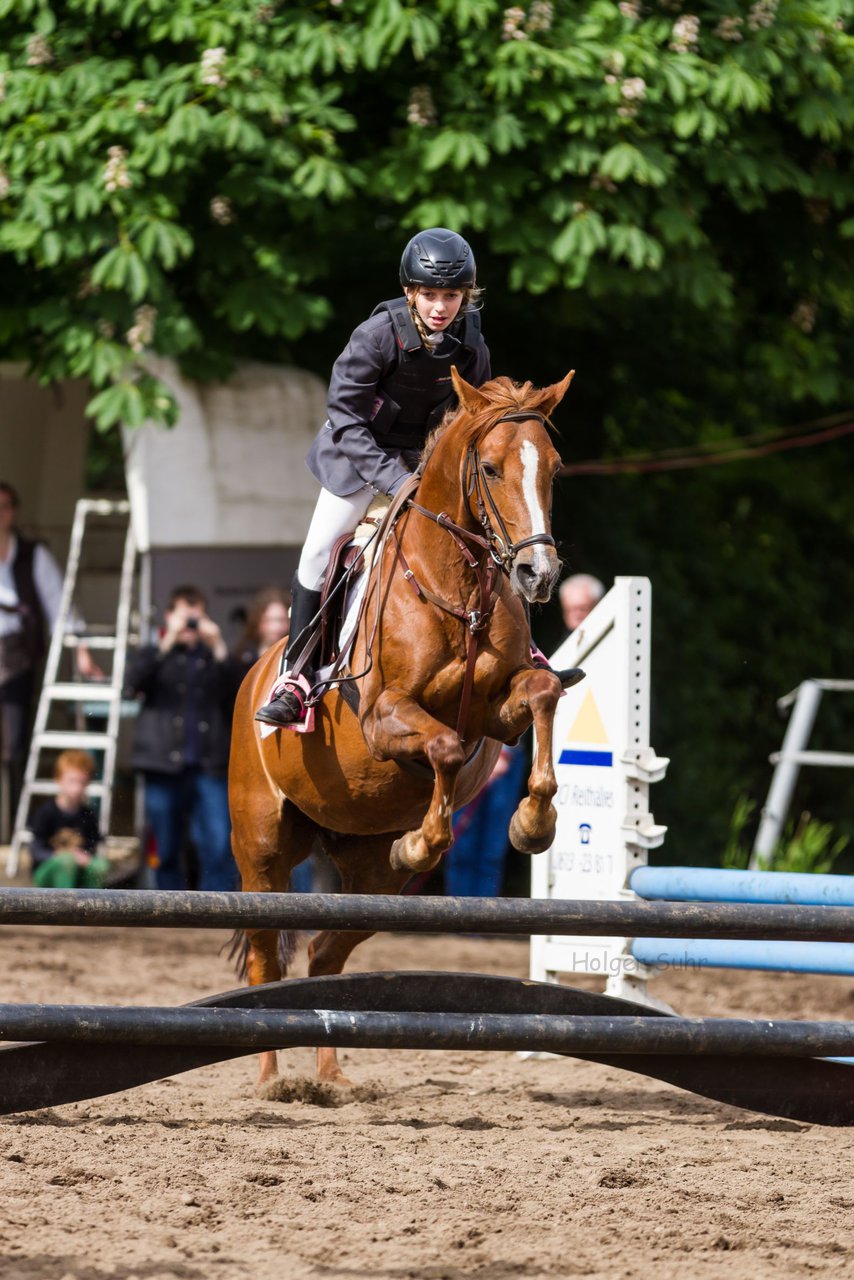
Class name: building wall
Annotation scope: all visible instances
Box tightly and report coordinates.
[0,364,89,561]
[124,356,325,551]
[1,357,327,634]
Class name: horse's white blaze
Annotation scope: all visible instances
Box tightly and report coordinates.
[521,439,550,574]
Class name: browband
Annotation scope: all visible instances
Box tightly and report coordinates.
[494,411,547,425]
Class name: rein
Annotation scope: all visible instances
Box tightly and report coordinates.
[394,409,554,741]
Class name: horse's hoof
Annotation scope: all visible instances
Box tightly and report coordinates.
[390,831,437,873]
[318,1071,354,1088]
[255,1077,281,1099]
[391,834,409,875]
[509,809,556,855]
[389,836,406,871]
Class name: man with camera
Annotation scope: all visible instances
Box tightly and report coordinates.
[125,584,240,891]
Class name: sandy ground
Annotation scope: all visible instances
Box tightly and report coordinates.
[1,922,853,1280]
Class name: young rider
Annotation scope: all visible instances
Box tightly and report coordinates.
[255,227,491,728]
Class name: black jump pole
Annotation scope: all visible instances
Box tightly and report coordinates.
[1,1004,854,1057]
[1,888,854,942]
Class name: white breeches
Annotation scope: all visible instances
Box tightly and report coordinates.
[297,486,375,591]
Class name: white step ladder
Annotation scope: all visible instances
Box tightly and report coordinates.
[750,678,854,870]
[7,499,136,876]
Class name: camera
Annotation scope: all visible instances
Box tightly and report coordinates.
[185,617,200,631]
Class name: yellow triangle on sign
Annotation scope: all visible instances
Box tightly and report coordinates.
[566,690,609,745]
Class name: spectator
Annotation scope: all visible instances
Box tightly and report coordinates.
[560,573,605,634]
[0,481,100,826]
[234,587,290,677]
[443,743,527,897]
[30,750,109,888]
[125,585,241,892]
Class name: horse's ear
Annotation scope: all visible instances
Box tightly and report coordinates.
[451,367,489,414]
[534,370,575,418]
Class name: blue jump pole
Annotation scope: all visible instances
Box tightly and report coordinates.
[631,938,854,977]
[630,866,854,908]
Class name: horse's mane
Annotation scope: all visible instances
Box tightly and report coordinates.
[420,376,553,468]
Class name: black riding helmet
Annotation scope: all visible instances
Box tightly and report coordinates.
[399,227,476,290]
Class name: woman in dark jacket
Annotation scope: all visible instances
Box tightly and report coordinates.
[234,586,290,680]
[256,227,491,727]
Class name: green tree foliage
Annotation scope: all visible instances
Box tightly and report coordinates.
[1,0,853,863]
[722,799,849,873]
[1,0,852,427]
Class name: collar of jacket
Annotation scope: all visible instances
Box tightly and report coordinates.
[372,297,480,357]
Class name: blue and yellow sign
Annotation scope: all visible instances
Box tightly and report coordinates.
[558,690,613,768]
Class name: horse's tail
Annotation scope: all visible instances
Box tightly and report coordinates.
[223,928,300,984]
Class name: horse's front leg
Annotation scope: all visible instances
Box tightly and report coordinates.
[365,690,466,873]
[487,667,564,854]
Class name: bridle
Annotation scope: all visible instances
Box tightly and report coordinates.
[393,408,557,740]
[406,409,556,574]
[464,410,557,569]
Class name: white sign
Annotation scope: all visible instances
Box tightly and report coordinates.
[530,577,669,1000]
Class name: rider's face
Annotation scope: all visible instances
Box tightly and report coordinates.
[406,287,464,333]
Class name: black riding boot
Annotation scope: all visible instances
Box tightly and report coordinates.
[254,579,323,727]
[530,651,586,689]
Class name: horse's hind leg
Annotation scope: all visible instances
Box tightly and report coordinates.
[232,794,316,1086]
[307,830,410,1085]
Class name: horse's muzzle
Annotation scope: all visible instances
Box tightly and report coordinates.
[511,549,558,604]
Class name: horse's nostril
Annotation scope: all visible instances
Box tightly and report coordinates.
[516,563,536,582]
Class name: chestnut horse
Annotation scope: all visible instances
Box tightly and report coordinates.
[228,368,574,1086]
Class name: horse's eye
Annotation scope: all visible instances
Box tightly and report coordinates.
[481,462,500,480]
